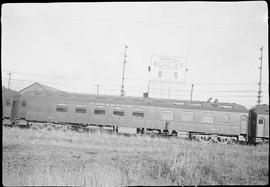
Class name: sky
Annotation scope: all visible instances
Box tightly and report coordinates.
[1,2,268,108]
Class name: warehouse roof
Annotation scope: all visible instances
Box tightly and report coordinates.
[19,82,65,95]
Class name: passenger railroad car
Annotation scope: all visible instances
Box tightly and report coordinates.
[2,82,268,144]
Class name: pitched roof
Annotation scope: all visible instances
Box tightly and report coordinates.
[38,82,64,92]
[19,82,65,94]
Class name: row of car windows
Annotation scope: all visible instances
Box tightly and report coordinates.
[56,105,143,118]
[55,104,239,124]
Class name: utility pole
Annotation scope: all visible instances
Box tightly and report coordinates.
[120,44,128,96]
[190,83,194,101]
[96,84,100,96]
[7,71,12,90]
[183,60,188,99]
[257,46,263,105]
[147,65,151,97]
[147,79,150,97]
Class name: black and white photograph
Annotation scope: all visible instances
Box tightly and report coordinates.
[2,2,269,186]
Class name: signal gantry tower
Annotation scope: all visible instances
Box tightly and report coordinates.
[257,46,263,105]
[120,44,128,96]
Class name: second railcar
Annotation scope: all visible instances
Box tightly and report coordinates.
[248,104,269,144]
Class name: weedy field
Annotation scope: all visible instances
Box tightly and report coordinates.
[2,126,269,186]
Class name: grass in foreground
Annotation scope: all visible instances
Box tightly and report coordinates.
[2,127,269,186]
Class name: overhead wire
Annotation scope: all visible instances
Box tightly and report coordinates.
[2,70,268,101]
[2,77,268,94]
[2,70,122,80]
[2,70,268,85]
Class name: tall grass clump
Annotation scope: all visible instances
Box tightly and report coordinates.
[3,126,269,186]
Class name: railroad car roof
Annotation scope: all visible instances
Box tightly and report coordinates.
[24,92,247,113]
[19,82,248,113]
[96,95,248,112]
[250,104,269,115]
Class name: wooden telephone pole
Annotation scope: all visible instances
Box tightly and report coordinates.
[96,84,100,96]
[190,84,194,101]
[7,71,12,90]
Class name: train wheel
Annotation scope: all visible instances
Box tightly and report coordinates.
[190,135,197,142]
[201,135,211,143]
[210,135,218,143]
[12,120,19,127]
[196,135,202,142]
[171,130,177,137]
[216,136,228,144]
[228,138,234,144]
